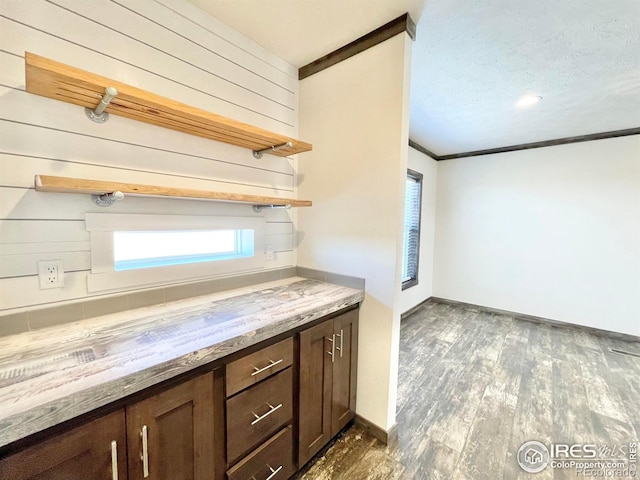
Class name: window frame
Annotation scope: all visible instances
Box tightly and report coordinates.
[86,213,265,293]
[113,229,253,271]
[402,169,423,291]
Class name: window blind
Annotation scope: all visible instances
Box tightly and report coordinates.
[402,170,423,289]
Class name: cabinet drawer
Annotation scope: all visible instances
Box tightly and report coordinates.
[226,368,293,465]
[226,337,293,397]
[226,426,295,480]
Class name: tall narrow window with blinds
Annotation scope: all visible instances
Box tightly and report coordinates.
[402,169,423,290]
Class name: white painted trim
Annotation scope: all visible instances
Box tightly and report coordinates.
[86,213,266,292]
[86,213,263,232]
[87,257,265,293]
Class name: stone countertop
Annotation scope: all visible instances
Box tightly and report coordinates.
[0,277,363,448]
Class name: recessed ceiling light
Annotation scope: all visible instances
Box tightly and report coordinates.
[516,94,543,108]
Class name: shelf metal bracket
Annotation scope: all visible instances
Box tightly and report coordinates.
[85,87,118,123]
[252,141,293,159]
[92,191,125,207]
[252,204,291,213]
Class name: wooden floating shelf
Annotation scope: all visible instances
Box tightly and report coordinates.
[25,52,312,158]
[35,175,312,208]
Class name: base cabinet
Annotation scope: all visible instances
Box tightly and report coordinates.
[224,338,295,480]
[298,309,358,467]
[330,309,359,435]
[226,426,295,480]
[0,370,222,480]
[0,410,127,480]
[126,371,219,480]
[0,307,359,480]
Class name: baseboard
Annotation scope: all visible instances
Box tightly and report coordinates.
[430,297,640,343]
[401,297,433,320]
[354,415,398,445]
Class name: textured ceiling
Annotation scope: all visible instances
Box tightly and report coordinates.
[188,0,640,156]
[411,0,640,155]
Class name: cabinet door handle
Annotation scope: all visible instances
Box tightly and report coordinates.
[111,440,118,480]
[326,334,335,363]
[265,464,283,480]
[335,329,344,358]
[251,358,284,376]
[141,425,149,478]
[251,402,283,425]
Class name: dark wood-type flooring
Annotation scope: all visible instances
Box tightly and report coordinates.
[295,301,640,479]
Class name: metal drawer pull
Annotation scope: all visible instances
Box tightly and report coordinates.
[111,440,118,480]
[141,425,149,478]
[251,358,284,376]
[250,402,283,425]
[265,464,283,480]
[326,334,335,363]
[335,329,344,358]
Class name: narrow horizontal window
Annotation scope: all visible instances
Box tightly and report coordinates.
[86,214,265,293]
[113,229,254,271]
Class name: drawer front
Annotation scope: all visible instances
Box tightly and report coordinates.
[226,337,293,397]
[227,426,295,480]
[227,368,293,465]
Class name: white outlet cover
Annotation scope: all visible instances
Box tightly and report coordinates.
[37,260,65,290]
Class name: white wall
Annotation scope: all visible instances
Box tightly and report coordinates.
[399,146,438,313]
[298,33,413,432]
[0,0,300,314]
[433,135,640,336]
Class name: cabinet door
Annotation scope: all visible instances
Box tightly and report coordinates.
[0,410,127,480]
[298,319,334,467]
[331,309,358,435]
[126,371,216,480]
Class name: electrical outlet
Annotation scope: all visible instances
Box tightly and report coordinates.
[38,260,65,290]
[266,246,275,261]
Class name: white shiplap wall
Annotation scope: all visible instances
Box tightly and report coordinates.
[0,0,300,313]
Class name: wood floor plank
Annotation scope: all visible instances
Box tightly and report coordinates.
[465,311,513,365]
[505,352,554,480]
[616,374,640,440]
[393,361,465,464]
[396,336,455,410]
[405,437,459,480]
[552,356,595,445]
[295,425,377,479]
[342,448,406,480]
[547,324,576,362]
[573,329,605,351]
[452,382,518,480]
[297,302,639,480]
[580,348,631,424]
[489,323,531,396]
[595,340,640,440]
[423,359,492,454]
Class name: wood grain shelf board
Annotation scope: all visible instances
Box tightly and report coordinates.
[34,175,312,207]
[25,52,312,157]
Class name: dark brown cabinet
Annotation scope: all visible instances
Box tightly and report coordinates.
[126,371,220,480]
[0,370,223,480]
[226,369,293,465]
[225,338,296,480]
[0,308,359,480]
[0,410,128,480]
[330,309,359,435]
[298,309,358,467]
[226,426,295,480]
